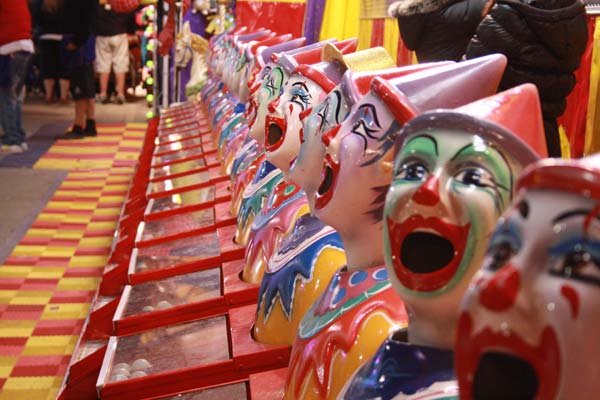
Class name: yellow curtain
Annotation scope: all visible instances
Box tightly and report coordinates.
[358,18,373,50]
[585,18,600,155]
[382,17,399,62]
[319,0,361,41]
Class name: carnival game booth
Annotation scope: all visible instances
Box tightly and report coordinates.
[54,0,600,395]
[58,29,302,396]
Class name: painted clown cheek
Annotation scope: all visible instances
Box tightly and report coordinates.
[560,284,580,320]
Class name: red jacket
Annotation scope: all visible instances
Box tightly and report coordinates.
[0,0,32,47]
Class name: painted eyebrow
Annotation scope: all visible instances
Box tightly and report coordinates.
[332,90,342,124]
[403,134,439,156]
[449,142,511,190]
[292,81,310,93]
[357,103,381,128]
[552,209,594,224]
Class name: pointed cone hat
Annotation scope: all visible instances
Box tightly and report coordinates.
[277,38,359,75]
[247,34,293,59]
[257,37,307,67]
[290,44,399,96]
[343,61,453,106]
[517,153,600,200]
[236,29,272,43]
[397,83,548,167]
[369,53,507,134]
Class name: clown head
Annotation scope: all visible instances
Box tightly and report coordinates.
[456,153,600,399]
[383,84,547,352]
[222,30,272,90]
[238,36,304,103]
[312,55,507,270]
[234,34,292,101]
[264,46,397,175]
[264,61,344,173]
[247,38,358,147]
[289,62,451,210]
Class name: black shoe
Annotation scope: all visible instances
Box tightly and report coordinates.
[62,125,86,140]
[85,119,97,137]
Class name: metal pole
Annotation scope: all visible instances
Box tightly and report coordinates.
[174,0,183,103]
[162,2,170,109]
[155,0,164,114]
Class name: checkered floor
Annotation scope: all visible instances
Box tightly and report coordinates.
[0,123,145,399]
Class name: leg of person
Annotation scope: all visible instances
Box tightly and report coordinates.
[0,81,21,152]
[1,51,32,152]
[16,86,27,149]
[543,118,561,158]
[59,79,70,103]
[96,36,111,103]
[40,40,59,103]
[43,79,55,103]
[113,34,130,104]
[85,97,96,136]
[81,64,97,136]
[63,65,86,139]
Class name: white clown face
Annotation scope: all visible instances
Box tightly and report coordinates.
[264,73,331,175]
[248,64,287,145]
[456,189,600,399]
[384,129,521,349]
[289,83,352,209]
[312,92,397,236]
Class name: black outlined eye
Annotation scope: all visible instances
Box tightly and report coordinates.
[396,161,429,182]
[455,167,495,188]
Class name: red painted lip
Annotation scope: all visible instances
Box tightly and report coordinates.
[314,154,339,210]
[265,115,287,152]
[456,312,560,399]
[387,214,470,292]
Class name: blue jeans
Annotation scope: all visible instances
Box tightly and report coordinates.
[0,51,32,145]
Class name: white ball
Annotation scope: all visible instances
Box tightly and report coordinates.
[131,358,152,371]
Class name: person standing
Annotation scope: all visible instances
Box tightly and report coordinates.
[389,0,493,63]
[0,0,34,153]
[62,0,97,139]
[466,0,588,157]
[95,0,135,104]
[38,0,70,104]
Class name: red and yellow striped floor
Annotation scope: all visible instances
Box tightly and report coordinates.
[0,123,145,400]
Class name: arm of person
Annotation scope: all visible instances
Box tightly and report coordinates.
[396,14,428,51]
[441,0,493,31]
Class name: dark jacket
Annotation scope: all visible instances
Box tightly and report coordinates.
[38,1,64,35]
[63,0,96,45]
[390,0,490,62]
[95,4,136,37]
[466,0,588,120]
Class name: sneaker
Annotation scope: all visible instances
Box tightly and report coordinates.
[1,144,24,154]
[116,95,126,105]
[62,125,86,140]
[96,94,109,104]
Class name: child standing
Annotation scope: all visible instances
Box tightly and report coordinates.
[62,0,98,139]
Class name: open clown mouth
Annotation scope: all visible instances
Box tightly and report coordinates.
[265,115,287,152]
[386,215,470,292]
[456,313,560,400]
[314,155,339,210]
